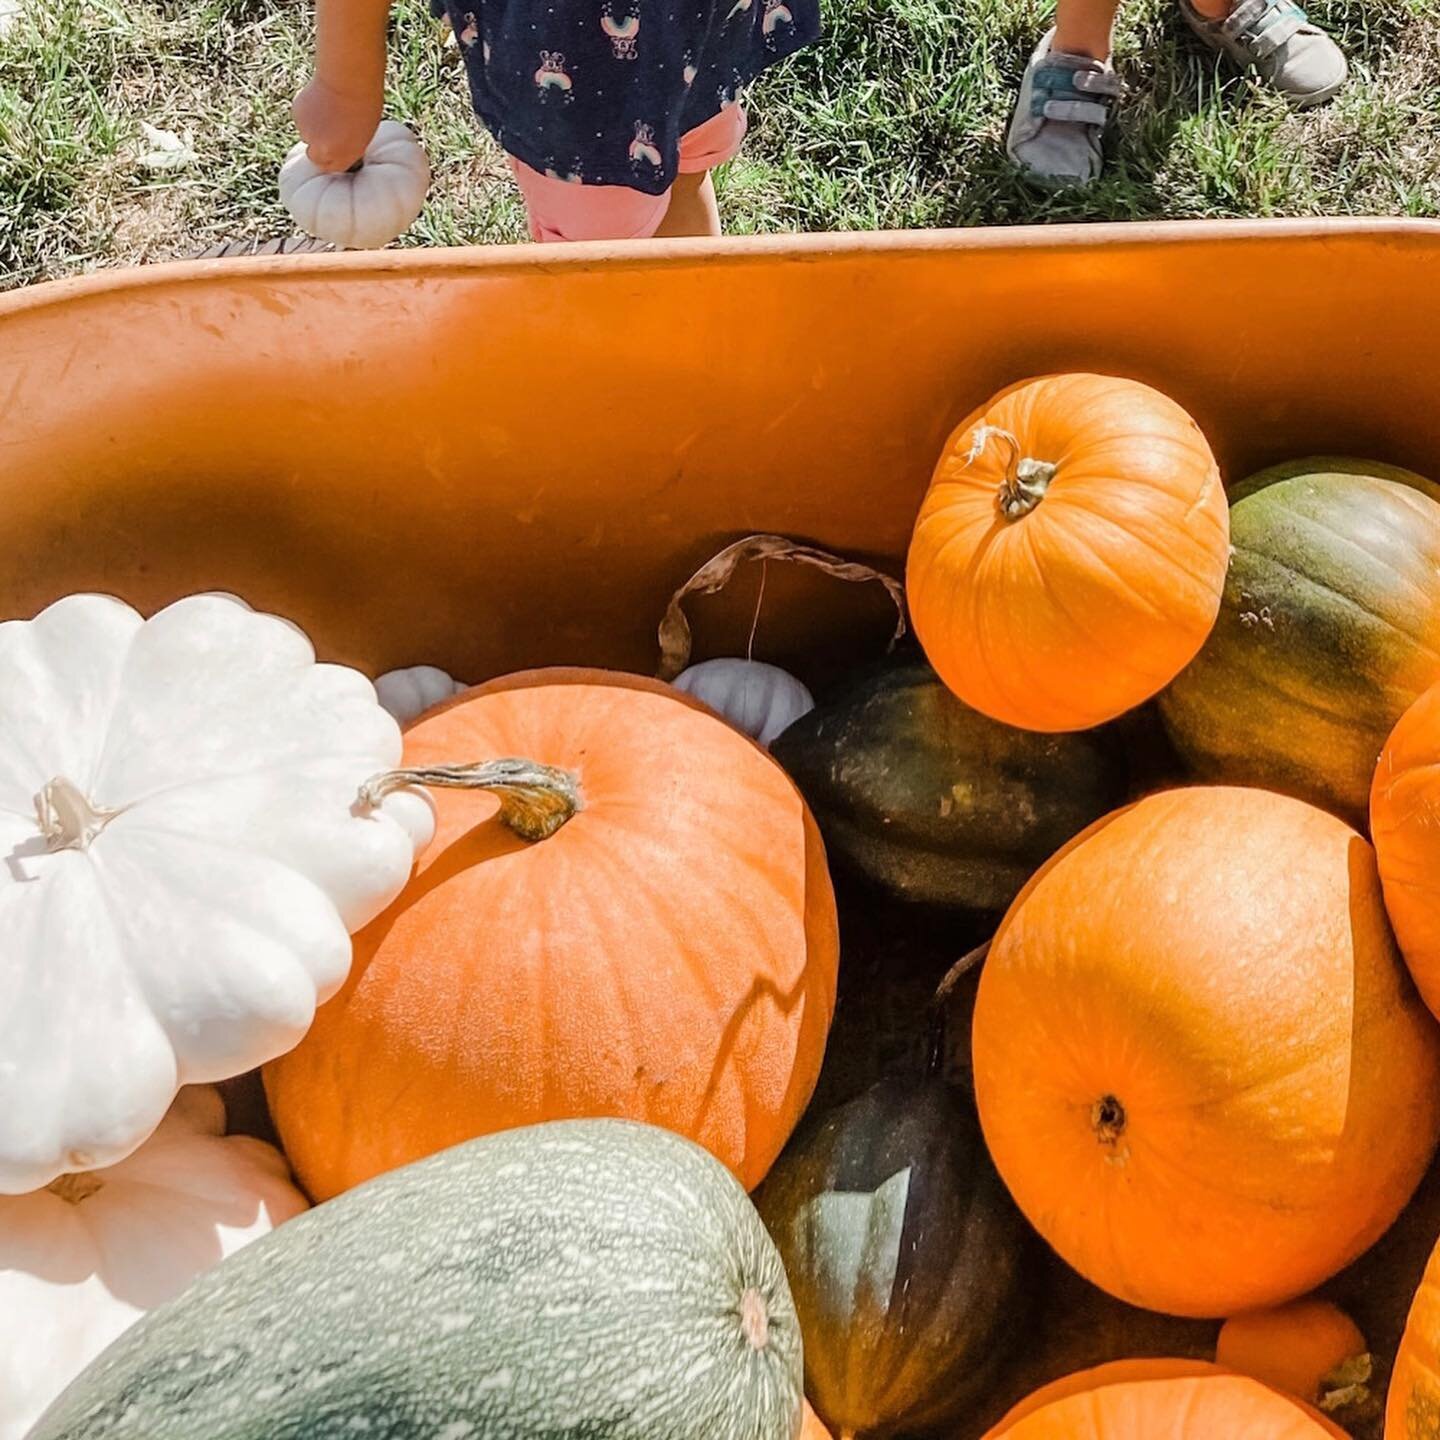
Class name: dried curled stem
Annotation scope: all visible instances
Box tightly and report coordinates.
[358,758,581,842]
[657,533,907,681]
[966,425,1059,521]
[926,940,991,1078]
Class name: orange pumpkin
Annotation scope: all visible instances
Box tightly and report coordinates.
[265,669,839,1200]
[1373,681,1440,1021]
[973,786,1440,1318]
[1390,1231,1440,1438]
[984,1360,1349,1439]
[802,1400,834,1439]
[1216,1300,1369,1410]
[906,374,1228,732]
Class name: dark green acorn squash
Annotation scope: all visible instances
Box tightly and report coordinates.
[758,1078,1032,1438]
[1161,458,1440,822]
[771,661,1126,910]
[32,1120,803,1440]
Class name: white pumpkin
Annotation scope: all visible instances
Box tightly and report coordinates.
[0,1085,307,1440]
[0,592,434,1194]
[672,658,815,748]
[374,664,466,724]
[279,120,430,250]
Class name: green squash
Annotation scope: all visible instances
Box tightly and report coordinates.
[759,1079,1032,1438]
[1224,454,1440,505]
[1161,458,1440,822]
[32,1120,804,1440]
[771,661,1126,910]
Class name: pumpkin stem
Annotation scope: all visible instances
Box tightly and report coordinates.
[1091,1094,1126,1144]
[1318,1352,1375,1415]
[926,940,992,1078]
[965,425,1059,521]
[48,1171,105,1204]
[35,776,122,852]
[357,758,581,842]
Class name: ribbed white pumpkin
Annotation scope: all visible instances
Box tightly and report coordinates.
[0,592,435,1194]
[374,665,466,724]
[279,120,430,250]
[0,1086,307,1440]
[673,658,815,748]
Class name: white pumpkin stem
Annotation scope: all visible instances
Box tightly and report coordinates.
[966,425,1058,521]
[358,758,581,842]
[48,1171,104,1204]
[35,776,121,852]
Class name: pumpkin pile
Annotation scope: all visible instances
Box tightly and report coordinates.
[12,372,1440,1440]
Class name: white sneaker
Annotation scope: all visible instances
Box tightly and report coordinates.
[1179,0,1348,108]
[1006,28,1123,187]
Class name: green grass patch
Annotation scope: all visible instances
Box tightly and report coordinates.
[2,0,1438,287]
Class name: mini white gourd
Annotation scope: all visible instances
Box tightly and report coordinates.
[0,592,435,1194]
[0,1086,307,1440]
[375,665,467,724]
[279,120,430,250]
[672,658,815,748]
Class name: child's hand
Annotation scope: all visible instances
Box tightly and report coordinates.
[294,75,384,172]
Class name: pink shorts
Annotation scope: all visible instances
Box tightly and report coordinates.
[509,106,748,244]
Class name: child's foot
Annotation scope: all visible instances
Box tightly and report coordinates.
[1006,29,1123,188]
[1179,0,1347,108]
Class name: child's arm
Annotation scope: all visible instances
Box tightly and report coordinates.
[293,0,392,172]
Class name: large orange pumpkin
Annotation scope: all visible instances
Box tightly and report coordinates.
[984,1360,1349,1439]
[1216,1300,1370,1412]
[973,786,1440,1318]
[264,669,839,1200]
[906,374,1228,732]
[1390,1232,1440,1437]
[1373,681,1440,1021]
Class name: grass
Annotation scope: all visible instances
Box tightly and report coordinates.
[2,0,1439,287]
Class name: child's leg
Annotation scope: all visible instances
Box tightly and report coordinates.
[656,173,722,239]
[659,106,745,238]
[1053,0,1123,59]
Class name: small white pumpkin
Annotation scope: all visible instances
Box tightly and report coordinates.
[0,1085,307,1440]
[0,592,435,1194]
[375,664,467,724]
[672,658,815,748]
[279,119,430,250]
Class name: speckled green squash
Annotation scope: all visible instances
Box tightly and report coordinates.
[770,661,1125,910]
[1160,459,1440,823]
[758,1079,1033,1438]
[32,1120,804,1440]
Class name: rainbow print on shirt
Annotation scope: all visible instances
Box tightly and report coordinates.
[601,11,640,58]
[629,121,663,167]
[762,0,793,32]
[535,51,574,90]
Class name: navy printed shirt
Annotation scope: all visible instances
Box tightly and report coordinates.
[432,0,821,193]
